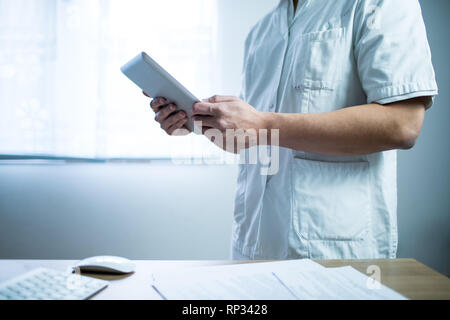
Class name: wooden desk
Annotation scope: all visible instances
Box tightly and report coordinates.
[317,258,450,300]
[0,259,448,300]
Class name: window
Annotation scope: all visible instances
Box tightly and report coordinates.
[0,0,225,159]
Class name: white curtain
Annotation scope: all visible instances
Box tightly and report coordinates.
[0,0,224,159]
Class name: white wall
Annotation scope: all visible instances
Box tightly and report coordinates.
[217,0,278,95]
[0,163,238,259]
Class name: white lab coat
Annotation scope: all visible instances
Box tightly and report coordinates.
[232,0,438,259]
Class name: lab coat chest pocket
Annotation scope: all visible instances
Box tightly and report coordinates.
[291,157,371,242]
[292,27,346,113]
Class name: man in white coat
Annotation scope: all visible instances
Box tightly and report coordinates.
[146,0,438,260]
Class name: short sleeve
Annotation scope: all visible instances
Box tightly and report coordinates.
[354,0,438,109]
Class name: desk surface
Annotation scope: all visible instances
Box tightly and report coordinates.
[0,259,448,300]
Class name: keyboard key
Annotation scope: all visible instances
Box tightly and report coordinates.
[0,268,108,300]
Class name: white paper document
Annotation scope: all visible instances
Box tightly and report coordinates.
[275,266,406,300]
[151,259,406,300]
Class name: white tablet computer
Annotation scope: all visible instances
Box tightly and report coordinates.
[121,52,199,132]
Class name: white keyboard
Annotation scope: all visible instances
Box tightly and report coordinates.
[0,268,108,300]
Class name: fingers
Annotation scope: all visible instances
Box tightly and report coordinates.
[161,110,188,132]
[192,115,218,128]
[155,103,177,123]
[167,118,189,136]
[204,95,239,103]
[150,97,167,112]
[193,94,239,116]
[192,102,219,116]
[145,95,190,136]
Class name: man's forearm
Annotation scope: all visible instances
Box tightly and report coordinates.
[262,99,426,156]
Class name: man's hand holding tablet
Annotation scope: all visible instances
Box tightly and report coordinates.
[121,52,265,147]
[121,52,200,135]
[143,92,190,136]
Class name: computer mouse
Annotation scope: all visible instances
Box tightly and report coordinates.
[72,256,136,274]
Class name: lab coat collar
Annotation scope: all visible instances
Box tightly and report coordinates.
[278,0,310,36]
